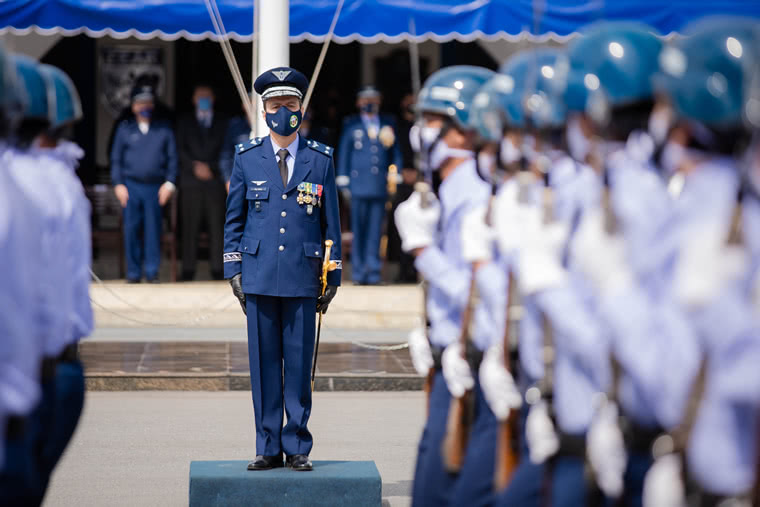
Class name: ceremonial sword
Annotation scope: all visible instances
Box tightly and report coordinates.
[311,239,338,391]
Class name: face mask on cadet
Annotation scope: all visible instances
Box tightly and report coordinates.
[648,108,671,147]
[659,140,687,175]
[428,138,473,171]
[138,107,153,119]
[477,152,497,181]
[500,137,521,166]
[566,116,590,162]
[266,104,302,137]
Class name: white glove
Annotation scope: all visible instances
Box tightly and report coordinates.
[587,401,627,499]
[394,191,441,253]
[673,221,748,309]
[517,219,569,295]
[441,342,474,398]
[642,454,687,507]
[525,400,559,464]
[479,345,523,421]
[570,208,632,295]
[493,181,531,255]
[461,205,496,263]
[407,326,434,376]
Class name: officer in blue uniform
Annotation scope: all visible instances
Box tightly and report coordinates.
[110,84,177,283]
[337,86,402,285]
[224,67,342,472]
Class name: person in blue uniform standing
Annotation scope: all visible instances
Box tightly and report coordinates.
[337,86,402,285]
[110,84,178,283]
[224,66,342,472]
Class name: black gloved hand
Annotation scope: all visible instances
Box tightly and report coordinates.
[316,285,338,314]
[229,274,246,315]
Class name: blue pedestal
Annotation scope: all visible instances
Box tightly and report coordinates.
[189,460,382,507]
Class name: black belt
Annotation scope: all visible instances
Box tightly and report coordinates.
[465,342,484,372]
[557,432,586,458]
[620,416,663,454]
[5,415,25,440]
[40,343,80,382]
[58,343,80,363]
[431,345,444,371]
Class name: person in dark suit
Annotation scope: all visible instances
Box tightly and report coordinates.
[176,84,228,280]
[224,67,342,472]
[336,86,403,285]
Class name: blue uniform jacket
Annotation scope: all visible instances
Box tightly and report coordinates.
[336,114,403,199]
[223,135,342,297]
[110,118,178,185]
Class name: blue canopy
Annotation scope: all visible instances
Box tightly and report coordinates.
[1,0,759,42]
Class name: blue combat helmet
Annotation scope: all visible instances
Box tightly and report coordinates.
[38,64,83,128]
[655,16,760,129]
[12,54,53,123]
[515,48,569,130]
[567,22,663,125]
[0,44,25,134]
[468,72,527,145]
[417,65,496,130]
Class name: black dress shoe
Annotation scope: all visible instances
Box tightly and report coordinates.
[126,278,141,284]
[247,455,284,471]
[286,454,313,471]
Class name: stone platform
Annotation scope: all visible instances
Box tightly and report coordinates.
[189,460,382,507]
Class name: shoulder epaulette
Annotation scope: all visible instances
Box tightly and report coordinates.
[306,139,334,157]
[236,137,264,154]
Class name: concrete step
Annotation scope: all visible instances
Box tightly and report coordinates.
[189,460,382,507]
[86,373,424,392]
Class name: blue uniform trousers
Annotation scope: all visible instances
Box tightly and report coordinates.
[0,427,41,505]
[41,360,85,478]
[351,198,385,284]
[0,380,54,505]
[123,180,162,281]
[450,378,498,507]
[496,405,546,507]
[550,454,588,507]
[246,295,316,457]
[616,451,652,507]
[412,370,457,507]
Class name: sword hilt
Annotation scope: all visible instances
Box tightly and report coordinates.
[321,239,338,296]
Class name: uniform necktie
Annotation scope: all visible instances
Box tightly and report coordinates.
[277,149,289,186]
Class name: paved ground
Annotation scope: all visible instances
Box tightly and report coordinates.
[89,281,423,330]
[44,392,424,507]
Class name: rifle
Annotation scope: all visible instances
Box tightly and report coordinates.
[494,268,521,491]
[311,239,338,392]
[442,269,478,473]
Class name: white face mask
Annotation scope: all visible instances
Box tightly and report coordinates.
[409,123,443,158]
[428,140,473,170]
[500,137,521,166]
[648,108,672,147]
[477,152,497,177]
[660,140,687,175]
[566,116,590,162]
